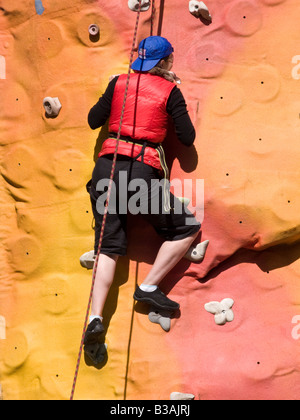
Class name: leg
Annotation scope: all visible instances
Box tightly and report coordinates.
[133,231,199,312]
[84,157,129,348]
[88,156,129,317]
[142,230,198,286]
[84,253,118,346]
[132,165,201,310]
[91,253,119,318]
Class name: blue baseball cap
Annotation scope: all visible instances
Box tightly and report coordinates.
[131,36,174,72]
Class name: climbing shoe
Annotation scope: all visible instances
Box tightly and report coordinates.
[133,286,180,312]
[84,318,104,345]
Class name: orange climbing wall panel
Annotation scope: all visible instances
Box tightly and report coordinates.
[0,0,300,400]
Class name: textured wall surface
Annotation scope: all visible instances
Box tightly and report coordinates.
[0,0,300,400]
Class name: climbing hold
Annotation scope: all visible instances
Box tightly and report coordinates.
[35,0,45,15]
[43,97,62,118]
[128,0,151,12]
[204,298,234,325]
[0,315,6,339]
[148,306,172,332]
[189,1,212,22]
[184,240,209,262]
[170,392,195,400]
[84,342,107,365]
[80,250,95,270]
[89,24,100,36]
[88,24,100,42]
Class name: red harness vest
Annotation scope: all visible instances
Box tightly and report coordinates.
[99,73,175,171]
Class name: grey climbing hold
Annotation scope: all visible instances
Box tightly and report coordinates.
[184,240,209,262]
[170,392,195,400]
[204,298,235,325]
[189,1,212,22]
[128,0,151,12]
[43,97,62,118]
[148,306,172,332]
[80,250,95,270]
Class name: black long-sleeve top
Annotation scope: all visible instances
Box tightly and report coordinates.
[88,76,196,147]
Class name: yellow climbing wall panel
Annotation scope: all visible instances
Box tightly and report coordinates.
[0,0,300,400]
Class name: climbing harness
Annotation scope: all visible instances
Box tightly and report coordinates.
[100,136,171,213]
[70,1,143,400]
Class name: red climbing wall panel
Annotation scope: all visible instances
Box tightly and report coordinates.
[0,0,300,400]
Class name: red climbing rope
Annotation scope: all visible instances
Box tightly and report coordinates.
[70,1,143,401]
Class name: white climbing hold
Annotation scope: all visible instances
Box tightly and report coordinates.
[43,97,62,118]
[204,298,234,325]
[128,0,151,12]
[184,240,209,262]
[80,250,95,269]
[189,1,212,22]
[148,306,172,332]
[170,392,195,400]
[88,24,100,37]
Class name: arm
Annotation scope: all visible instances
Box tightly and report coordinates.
[88,76,119,130]
[166,87,196,146]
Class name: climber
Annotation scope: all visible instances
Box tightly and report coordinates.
[84,35,201,344]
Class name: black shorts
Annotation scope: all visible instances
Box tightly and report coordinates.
[88,155,201,256]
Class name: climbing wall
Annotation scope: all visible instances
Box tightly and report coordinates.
[0,0,300,400]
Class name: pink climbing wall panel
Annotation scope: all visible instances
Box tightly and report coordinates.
[0,0,300,400]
